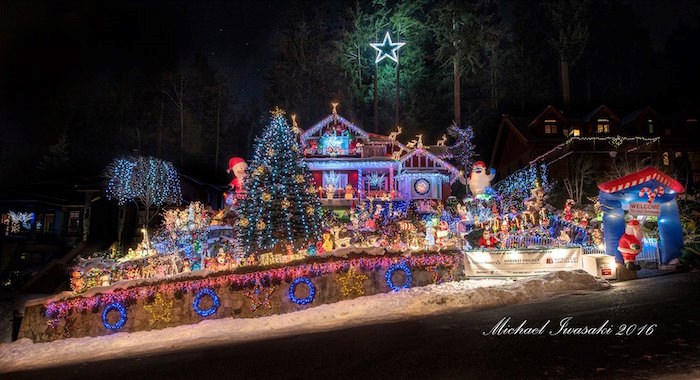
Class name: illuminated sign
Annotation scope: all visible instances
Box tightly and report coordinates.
[629,202,660,216]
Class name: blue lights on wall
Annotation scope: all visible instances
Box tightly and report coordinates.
[102,302,128,330]
[193,288,220,317]
[288,277,316,305]
[385,263,412,291]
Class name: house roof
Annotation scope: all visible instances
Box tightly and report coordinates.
[399,148,465,184]
[577,105,620,123]
[300,114,370,147]
[598,167,685,194]
[528,105,567,127]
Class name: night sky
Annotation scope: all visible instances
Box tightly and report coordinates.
[1,0,699,180]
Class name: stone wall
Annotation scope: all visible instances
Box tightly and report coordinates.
[19,257,459,343]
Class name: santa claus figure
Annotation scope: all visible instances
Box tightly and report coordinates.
[227,157,248,192]
[478,230,499,249]
[468,161,496,196]
[618,219,643,270]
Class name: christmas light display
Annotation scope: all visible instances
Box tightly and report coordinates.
[45,253,458,327]
[385,263,412,291]
[337,268,368,297]
[143,294,173,326]
[235,108,323,255]
[493,164,553,211]
[244,283,276,312]
[370,31,406,64]
[193,288,220,317]
[102,302,127,330]
[288,277,316,305]
[105,155,182,215]
[529,136,660,165]
[7,211,34,231]
[444,123,476,171]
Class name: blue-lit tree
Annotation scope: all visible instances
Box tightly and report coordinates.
[235,108,323,255]
[105,155,182,225]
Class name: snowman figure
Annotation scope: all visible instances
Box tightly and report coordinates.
[468,161,496,196]
[227,157,248,193]
[618,219,643,270]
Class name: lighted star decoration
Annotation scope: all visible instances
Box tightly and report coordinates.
[244,283,276,312]
[425,266,442,284]
[337,267,369,297]
[370,32,405,64]
[143,294,173,326]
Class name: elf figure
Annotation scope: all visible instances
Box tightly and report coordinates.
[618,219,643,270]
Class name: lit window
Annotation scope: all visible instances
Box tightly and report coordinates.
[68,211,80,235]
[648,119,654,134]
[596,119,610,133]
[571,129,581,137]
[663,152,670,166]
[544,119,558,134]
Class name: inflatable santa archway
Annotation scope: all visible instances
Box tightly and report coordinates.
[598,167,685,264]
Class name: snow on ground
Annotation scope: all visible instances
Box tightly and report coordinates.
[0,270,609,373]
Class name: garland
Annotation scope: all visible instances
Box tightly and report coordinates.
[45,253,458,327]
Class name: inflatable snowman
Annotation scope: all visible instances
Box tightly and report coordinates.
[468,161,496,196]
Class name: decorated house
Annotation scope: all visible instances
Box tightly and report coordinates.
[490,105,700,190]
[298,107,464,208]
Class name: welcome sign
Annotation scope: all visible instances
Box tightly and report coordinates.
[629,202,660,216]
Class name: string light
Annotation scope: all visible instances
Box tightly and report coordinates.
[44,253,458,326]
[234,108,323,255]
[288,277,316,305]
[300,114,370,148]
[244,283,276,312]
[385,263,412,291]
[102,302,127,330]
[529,136,660,165]
[193,288,220,317]
[337,268,368,297]
[143,294,173,326]
[106,156,182,207]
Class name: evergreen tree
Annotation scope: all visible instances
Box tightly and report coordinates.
[235,108,323,255]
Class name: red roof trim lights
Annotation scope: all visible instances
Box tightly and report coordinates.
[598,167,685,194]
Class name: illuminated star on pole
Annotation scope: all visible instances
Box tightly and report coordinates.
[370,32,405,64]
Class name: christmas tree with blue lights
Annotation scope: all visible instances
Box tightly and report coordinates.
[235,108,323,255]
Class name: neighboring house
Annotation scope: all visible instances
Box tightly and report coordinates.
[299,108,464,208]
[0,176,115,289]
[490,105,699,192]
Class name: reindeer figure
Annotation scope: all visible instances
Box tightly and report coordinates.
[388,126,402,141]
[406,140,417,149]
[392,147,405,160]
[416,134,423,148]
[436,134,447,147]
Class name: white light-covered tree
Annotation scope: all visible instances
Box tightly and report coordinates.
[105,155,182,225]
[445,123,477,172]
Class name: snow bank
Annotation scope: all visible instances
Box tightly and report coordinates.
[0,270,609,373]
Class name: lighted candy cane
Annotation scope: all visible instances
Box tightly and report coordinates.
[639,186,664,203]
